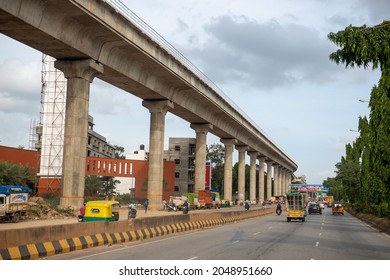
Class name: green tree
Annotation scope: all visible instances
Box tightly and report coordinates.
[84,175,103,197]
[100,176,120,196]
[207,143,225,167]
[114,145,125,159]
[0,160,36,189]
[328,20,390,217]
[207,143,225,192]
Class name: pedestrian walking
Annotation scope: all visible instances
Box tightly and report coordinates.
[143,199,149,213]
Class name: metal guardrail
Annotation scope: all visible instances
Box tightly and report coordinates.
[105,0,294,163]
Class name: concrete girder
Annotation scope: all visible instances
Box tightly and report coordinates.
[0,0,298,173]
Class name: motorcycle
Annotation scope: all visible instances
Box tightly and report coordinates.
[128,204,137,219]
[167,202,177,212]
[182,203,189,214]
[276,204,282,216]
[77,214,84,222]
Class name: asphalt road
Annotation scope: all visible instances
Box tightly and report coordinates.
[45,207,390,260]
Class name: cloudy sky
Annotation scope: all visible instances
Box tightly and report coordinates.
[0,0,388,183]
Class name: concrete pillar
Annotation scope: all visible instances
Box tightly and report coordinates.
[279,167,283,195]
[282,168,287,195]
[258,156,266,204]
[55,59,103,208]
[190,123,213,193]
[235,145,248,203]
[277,165,282,196]
[273,163,279,197]
[248,151,258,203]
[266,160,273,199]
[221,138,237,203]
[142,100,174,210]
[287,171,292,192]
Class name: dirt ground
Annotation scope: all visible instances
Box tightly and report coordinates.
[348,209,390,235]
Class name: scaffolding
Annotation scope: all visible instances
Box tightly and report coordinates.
[37,54,66,193]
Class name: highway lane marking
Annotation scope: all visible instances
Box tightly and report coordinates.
[253,231,262,236]
[315,242,319,247]
[189,256,198,260]
[231,240,239,244]
[71,230,203,260]
[319,232,322,237]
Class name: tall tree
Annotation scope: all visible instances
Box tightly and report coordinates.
[0,161,36,189]
[100,176,120,197]
[84,175,103,197]
[114,145,125,159]
[207,143,225,192]
[328,20,390,217]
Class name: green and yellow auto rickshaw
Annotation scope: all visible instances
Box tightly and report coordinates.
[83,200,120,222]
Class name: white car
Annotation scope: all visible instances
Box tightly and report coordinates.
[318,202,325,209]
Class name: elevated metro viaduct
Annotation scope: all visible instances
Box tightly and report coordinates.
[0,0,298,210]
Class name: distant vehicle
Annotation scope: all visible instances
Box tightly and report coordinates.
[308,203,322,215]
[318,201,325,209]
[332,201,344,215]
[285,192,306,222]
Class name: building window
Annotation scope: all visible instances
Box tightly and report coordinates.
[188,158,195,169]
[174,186,179,192]
[189,144,195,155]
[175,159,180,164]
[175,172,180,178]
[175,145,181,151]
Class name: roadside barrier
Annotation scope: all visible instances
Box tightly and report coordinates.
[0,207,274,260]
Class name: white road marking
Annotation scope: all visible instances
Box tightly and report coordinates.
[253,232,262,236]
[315,242,319,247]
[189,256,198,260]
[232,240,239,244]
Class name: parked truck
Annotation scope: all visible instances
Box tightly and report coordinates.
[285,191,306,222]
[0,185,30,223]
[198,190,221,209]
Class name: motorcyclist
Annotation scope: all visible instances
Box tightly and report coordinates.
[168,201,177,211]
[128,203,137,218]
[276,202,282,215]
[78,203,86,222]
[182,200,189,214]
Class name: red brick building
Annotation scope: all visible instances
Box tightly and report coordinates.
[0,145,175,200]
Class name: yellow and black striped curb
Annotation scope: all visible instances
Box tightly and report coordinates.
[0,218,228,260]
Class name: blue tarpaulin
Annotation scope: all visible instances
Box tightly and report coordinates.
[0,185,31,195]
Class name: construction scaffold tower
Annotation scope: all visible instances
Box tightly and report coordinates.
[36,54,66,193]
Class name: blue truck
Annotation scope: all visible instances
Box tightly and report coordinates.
[0,185,31,223]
